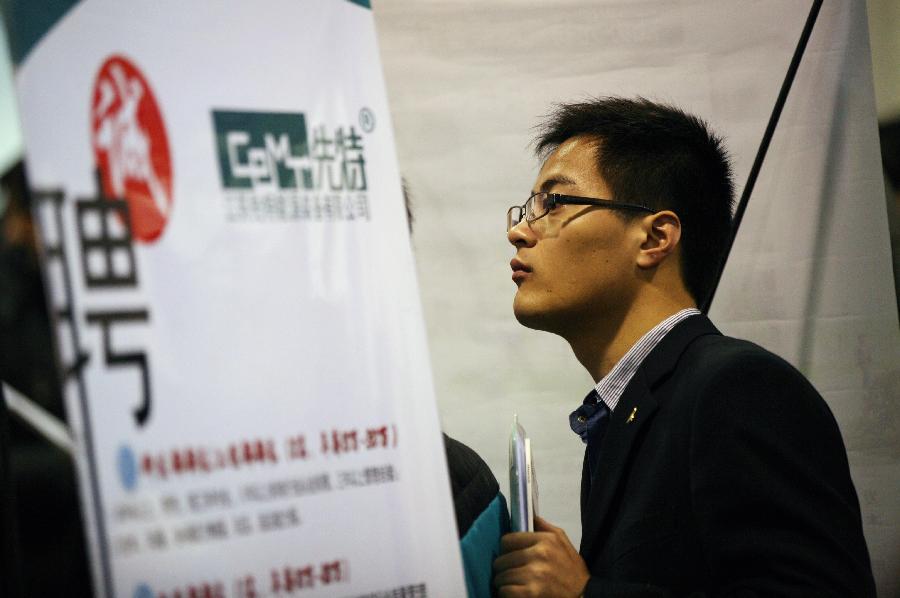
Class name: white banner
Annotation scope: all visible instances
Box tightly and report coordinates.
[13,1,465,596]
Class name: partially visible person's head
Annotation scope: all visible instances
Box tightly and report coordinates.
[508,97,734,333]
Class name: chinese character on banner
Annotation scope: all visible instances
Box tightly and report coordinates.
[311,125,336,190]
[311,125,367,191]
[335,126,367,191]
[34,169,154,427]
[33,188,91,385]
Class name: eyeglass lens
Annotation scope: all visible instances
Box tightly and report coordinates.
[529,193,549,221]
[507,206,522,230]
[508,193,551,231]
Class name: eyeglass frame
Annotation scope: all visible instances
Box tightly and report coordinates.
[507,191,655,231]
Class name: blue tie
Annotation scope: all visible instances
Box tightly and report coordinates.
[569,390,612,483]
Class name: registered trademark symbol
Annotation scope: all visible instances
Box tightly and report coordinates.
[359,107,376,133]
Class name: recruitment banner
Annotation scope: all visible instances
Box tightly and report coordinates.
[7,1,466,596]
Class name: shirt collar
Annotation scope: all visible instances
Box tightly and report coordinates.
[593,308,700,413]
[569,389,606,443]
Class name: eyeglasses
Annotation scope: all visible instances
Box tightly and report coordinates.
[506,192,654,231]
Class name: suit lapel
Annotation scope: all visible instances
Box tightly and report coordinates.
[580,450,590,530]
[579,374,657,561]
[577,315,721,563]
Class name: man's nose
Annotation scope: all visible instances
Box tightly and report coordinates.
[507,220,536,247]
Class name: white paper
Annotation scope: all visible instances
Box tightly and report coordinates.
[509,415,536,533]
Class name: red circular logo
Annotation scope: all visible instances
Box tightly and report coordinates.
[91,55,172,243]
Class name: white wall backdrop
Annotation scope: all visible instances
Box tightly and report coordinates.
[373,1,900,595]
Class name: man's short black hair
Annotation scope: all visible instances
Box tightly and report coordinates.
[535,96,735,305]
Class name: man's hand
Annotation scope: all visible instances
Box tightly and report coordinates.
[493,515,590,597]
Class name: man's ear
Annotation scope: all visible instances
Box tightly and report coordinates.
[636,211,681,269]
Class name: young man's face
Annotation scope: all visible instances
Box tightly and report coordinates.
[508,135,644,334]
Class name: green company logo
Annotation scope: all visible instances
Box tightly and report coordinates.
[211,108,371,222]
[213,110,311,190]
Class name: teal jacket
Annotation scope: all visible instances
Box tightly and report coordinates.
[444,434,509,598]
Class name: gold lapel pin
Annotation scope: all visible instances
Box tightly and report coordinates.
[626,407,638,424]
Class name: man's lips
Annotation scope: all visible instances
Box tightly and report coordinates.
[511,258,532,283]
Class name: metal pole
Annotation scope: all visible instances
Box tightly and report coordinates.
[702,0,824,313]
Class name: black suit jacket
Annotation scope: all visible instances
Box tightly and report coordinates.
[580,315,875,597]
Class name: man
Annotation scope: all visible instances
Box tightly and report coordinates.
[493,97,875,597]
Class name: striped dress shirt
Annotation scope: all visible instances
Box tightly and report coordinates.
[593,308,701,413]
[569,308,702,447]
